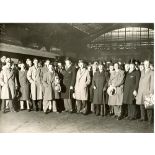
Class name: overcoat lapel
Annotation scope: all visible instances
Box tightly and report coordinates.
[48,71,55,83]
[6,68,14,80]
[78,68,86,80]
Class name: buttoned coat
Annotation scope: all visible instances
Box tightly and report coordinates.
[27,66,43,100]
[123,70,140,104]
[18,70,30,100]
[136,69,154,105]
[92,70,108,105]
[108,70,125,106]
[75,68,91,101]
[43,71,56,101]
[0,68,18,99]
[61,65,76,99]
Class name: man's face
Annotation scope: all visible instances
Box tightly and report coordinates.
[92,65,97,71]
[20,63,25,69]
[28,60,32,67]
[139,65,144,71]
[114,63,119,70]
[125,64,130,72]
[1,56,6,63]
[65,60,71,66]
[78,62,84,69]
[98,64,103,71]
[48,64,54,72]
[6,62,11,68]
[144,60,150,69]
[33,59,38,66]
[129,64,135,71]
[109,65,114,71]
[45,60,50,66]
[58,63,62,68]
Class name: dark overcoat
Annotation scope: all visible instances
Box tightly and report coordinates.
[88,70,93,102]
[123,70,140,104]
[92,71,108,105]
[18,70,30,100]
[61,65,76,99]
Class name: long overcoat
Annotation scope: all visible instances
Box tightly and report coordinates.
[108,70,124,106]
[27,66,43,100]
[43,71,56,101]
[92,70,108,105]
[136,69,154,105]
[61,65,76,99]
[0,68,18,99]
[75,68,91,101]
[18,70,30,100]
[123,70,140,104]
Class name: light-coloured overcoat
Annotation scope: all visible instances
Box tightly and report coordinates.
[0,68,18,99]
[43,71,56,101]
[136,69,154,105]
[27,66,43,100]
[108,70,124,106]
[75,68,91,101]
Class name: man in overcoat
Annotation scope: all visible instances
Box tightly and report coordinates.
[27,58,43,111]
[123,62,140,120]
[61,58,76,113]
[0,61,18,113]
[75,60,91,115]
[136,60,154,123]
[92,62,108,116]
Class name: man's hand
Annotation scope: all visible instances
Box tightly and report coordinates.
[94,86,96,90]
[133,90,137,97]
[70,86,73,89]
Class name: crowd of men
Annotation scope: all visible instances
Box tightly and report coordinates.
[0,55,154,124]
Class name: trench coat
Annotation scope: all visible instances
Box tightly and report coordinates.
[18,70,30,100]
[108,70,124,106]
[136,69,154,105]
[75,68,91,101]
[27,66,43,100]
[92,70,108,105]
[61,65,76,99]
[0,68,18,100]
[123,70,140,104]
[43,71,56,101]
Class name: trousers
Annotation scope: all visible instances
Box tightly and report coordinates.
[128,104,136,118]
[76,100,88,114]
[32,100,42,111]
[140,104,154,122]
[64,99,72,112]
[113,105,122,117]
[1,99,14,112]
[94,104,104,116]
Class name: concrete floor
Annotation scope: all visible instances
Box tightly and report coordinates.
[0,111,154,133]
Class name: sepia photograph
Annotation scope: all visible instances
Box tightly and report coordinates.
[0,23,154,133]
